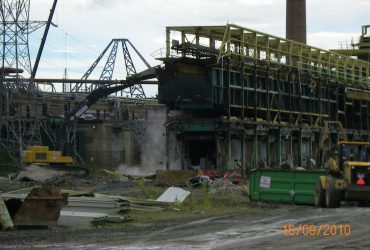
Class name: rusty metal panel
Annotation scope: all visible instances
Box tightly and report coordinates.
[13,186,68,226]
[155,170,197,186]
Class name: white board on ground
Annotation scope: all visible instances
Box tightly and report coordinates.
[156,187,190,203]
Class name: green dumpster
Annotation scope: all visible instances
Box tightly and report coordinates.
[250,168,325,205]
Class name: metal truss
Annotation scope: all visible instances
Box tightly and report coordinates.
[0,117,57,162]
[116,114,150,164]
[1,73,43,96]
[61,119,84,164]
[0,0,46,75]
[71,39,150,98]
[119,118,148,164]
[166,24,370,87]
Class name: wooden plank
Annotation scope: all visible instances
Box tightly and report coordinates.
[0,198,14,230]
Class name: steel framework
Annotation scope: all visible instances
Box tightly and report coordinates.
[0,0,45,75]
[331,25,370,62]
[165,24,370,87]
[163,24,370,170]
[66,39,151,98]
[0,116,57,162]
[2,73,42,95]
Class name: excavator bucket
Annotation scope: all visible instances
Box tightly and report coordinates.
[12,186,68,226]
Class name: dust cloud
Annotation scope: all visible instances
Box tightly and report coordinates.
[116,105,167,176]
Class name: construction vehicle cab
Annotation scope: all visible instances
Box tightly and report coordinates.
[22,146,74,165]
[338,142,369,166]
[315,141,370,208]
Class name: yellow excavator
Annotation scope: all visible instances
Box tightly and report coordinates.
[21,145,89,176]
[22,146,73,165]
[315,121,370,208]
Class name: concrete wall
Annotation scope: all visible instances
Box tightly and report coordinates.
[77,122,126,167]
[76,104,167,170]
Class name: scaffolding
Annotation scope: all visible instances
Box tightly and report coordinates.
[166,24,370,87]
[162,24,370,170]
[331,25,370,62]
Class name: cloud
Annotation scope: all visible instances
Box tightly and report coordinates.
[52,47,76,54]
[86,0,120,8]
[236,0,278,6]
[307,32,359,50]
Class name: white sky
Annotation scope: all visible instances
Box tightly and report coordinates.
[27,0,370,96]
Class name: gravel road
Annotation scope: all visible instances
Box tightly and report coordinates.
[1,203,369,249]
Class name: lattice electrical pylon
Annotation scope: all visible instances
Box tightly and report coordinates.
[74,38,151,98]
[0,0,45,75]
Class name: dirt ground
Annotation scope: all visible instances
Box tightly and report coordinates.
[1,203,370,249]
[1,168,370,249]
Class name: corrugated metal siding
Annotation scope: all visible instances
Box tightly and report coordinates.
[156,187,190,203]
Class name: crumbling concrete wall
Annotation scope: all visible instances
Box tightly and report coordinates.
[167,130,183,170]
[117,104,167,175]
[140,105,167,170]
[77,123,125,167]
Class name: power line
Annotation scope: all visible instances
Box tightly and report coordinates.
[92,1,164,28]
[56,26,101,54]
[38,58,84,74]
[126,0,186,25]
[28,1,219,79]
[165,0,216,24]
[29,33,93,69]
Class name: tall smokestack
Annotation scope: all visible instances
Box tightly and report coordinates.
[286,0,306,44]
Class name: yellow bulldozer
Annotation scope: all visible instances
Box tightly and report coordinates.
[315,121,370,208]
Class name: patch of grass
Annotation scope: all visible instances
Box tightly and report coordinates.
[146,185,161,200]
[133,178,163,200]
[181,184,250,213]
[99,183,259,228]
[135,178,145,189]
[128,209,190,224]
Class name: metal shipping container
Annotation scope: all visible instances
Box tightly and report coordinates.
[250,169,325,205]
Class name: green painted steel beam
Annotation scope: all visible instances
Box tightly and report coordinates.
[165,23,370,88]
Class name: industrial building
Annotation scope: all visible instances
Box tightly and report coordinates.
[160,23,370,173]
[0,0,369,176]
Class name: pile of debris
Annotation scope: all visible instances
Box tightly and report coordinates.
[0,186,68,230]
[187,168,245,188]
[1,185,191,229]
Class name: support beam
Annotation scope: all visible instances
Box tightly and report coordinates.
[31,0,58,79]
